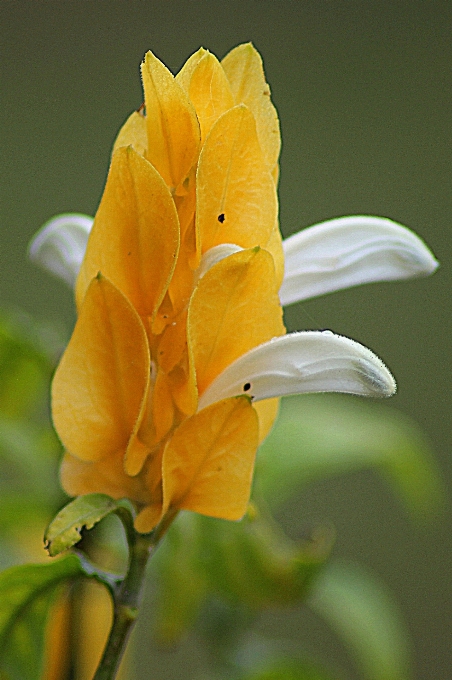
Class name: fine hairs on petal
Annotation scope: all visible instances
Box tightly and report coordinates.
[28,213,93,287]
[280,215,439,305]
[198,331,396,410]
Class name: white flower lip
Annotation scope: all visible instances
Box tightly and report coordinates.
[28,213,93,287]
[197,243,243,280]
[198,331,396,410]
[279,215,439,306]
[28,212,436,410]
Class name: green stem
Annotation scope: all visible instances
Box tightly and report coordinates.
[92,508,178,680]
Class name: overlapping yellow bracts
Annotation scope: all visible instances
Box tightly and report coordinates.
[54,44,285,533]
[75,147,180,320]
[177,49,235,144]
[188,248,284,395]
[53,275,150,464]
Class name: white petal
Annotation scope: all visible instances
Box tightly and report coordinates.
[198,331,396,410]
[196,243,243,280]
[28,213,93,287]
[279,215,439,306]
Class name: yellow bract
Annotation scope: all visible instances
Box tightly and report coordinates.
[53,43,285,533]
[113,110,147,157]
[141,51,200,190]
[222,42,281,173]
[162,397,259,520]
[179,51,235,143]
[196,105,277,253]
[76,147,180,320]
[188,247,284,395]
[53,275,150,463]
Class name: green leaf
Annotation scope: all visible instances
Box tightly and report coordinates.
[0,554,84,680]
[309,560,411,680]
[0,310,62,419]
[198,512,331,609]
[242,659,335,680]
[256,395,444,519]
[0,416,60,492]
[45,493,135,557]
[0,311,66,542]
[151,511,332,644]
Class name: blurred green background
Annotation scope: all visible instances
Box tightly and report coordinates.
[2,2,451,678]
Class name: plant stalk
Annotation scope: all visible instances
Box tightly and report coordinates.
[92,508,178,680]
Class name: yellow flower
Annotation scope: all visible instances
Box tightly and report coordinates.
[30,45,436,533]
[53,44,287,532]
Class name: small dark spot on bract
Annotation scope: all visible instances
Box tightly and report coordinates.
[218,213,225,223]
[127,251,132,256]
[243,382,251,392]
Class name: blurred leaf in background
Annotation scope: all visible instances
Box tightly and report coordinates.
[256,394,445,521]
[0,312,445,678]
[0,310,66,566]
[0,554,84,680]
[309,560,411,680]
[140,392,444,680]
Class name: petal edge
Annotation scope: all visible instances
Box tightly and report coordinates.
[198,331,396,409]
[280,216,439,305]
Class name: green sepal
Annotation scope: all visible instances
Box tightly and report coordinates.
[0,553,84,680]
[256,395,445,520]
[309,560,412,680]
[45,493,135,557]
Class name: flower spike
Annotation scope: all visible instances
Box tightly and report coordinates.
[198,331,396,410]
[27,44,437,532]
[280,216,439,305]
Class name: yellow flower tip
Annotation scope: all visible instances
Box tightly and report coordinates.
[113,111,148,158]
[221,42,280,171]
[181,50,235,143]
[134,504,163,534]
[176,46,209,89]
[124,435,150,477]
[141,49,200,189]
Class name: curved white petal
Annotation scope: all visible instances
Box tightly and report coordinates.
[198,331,396,410]
[28,213,93,287]
[279,216,439,306]
[196,243,243,280]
